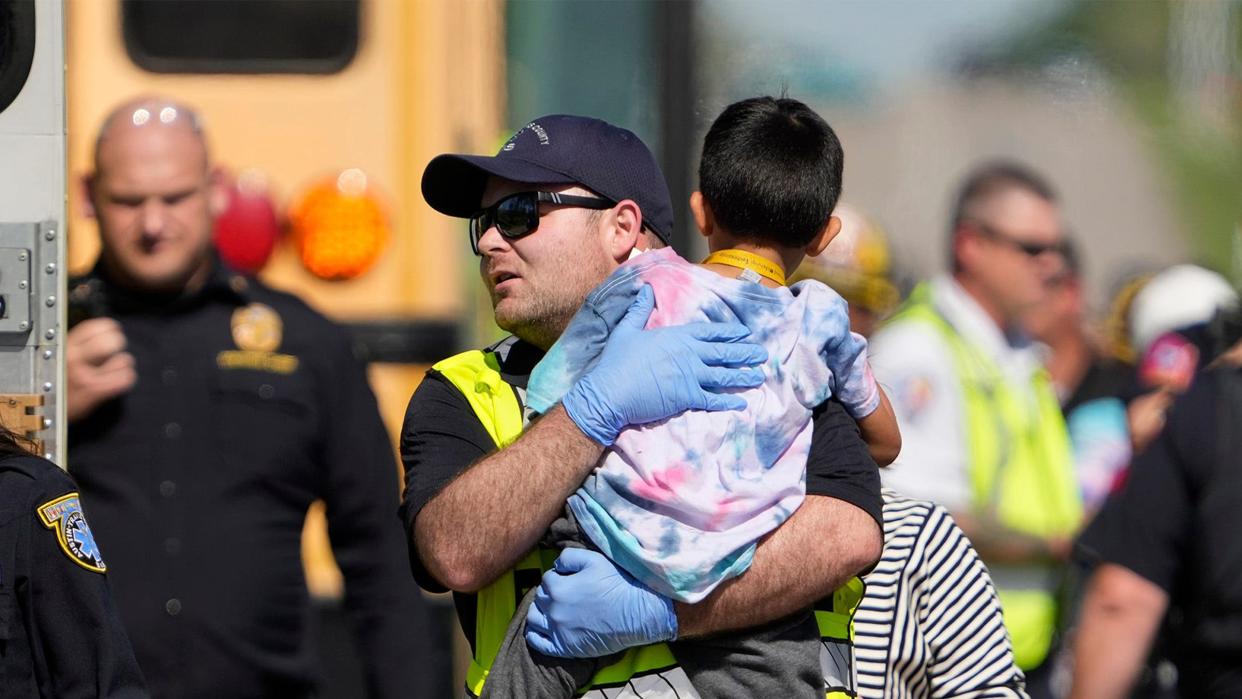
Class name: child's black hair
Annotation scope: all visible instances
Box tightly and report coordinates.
[699,96,844,247]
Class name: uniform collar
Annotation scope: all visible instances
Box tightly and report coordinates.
[84,252,252,313]
[196,260,254,305]
[930,273,1037,366]
[487,335,545,383]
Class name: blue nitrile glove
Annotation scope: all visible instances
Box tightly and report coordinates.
[525,548,677,658]
[561,284,767,446]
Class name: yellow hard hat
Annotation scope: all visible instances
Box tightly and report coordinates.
[1103,272,1153,364]
[791,203,900,315]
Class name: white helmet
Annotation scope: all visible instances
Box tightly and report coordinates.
[1129,264,1238,353]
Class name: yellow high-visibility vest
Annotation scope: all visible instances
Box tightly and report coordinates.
[888,284,1082,670]
[433,347,864,697]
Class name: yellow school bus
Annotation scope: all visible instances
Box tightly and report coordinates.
[66,0,502,598]
[64,6,508,690]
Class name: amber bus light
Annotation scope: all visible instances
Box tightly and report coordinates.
[289,169,390,281]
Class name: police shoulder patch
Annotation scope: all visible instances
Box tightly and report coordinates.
[896,375,935,422]
[36,493,107,573]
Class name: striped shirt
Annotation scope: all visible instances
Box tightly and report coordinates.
[855,491,1028,698]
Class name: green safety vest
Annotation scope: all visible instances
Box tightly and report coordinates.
[888,284,1082,670]
[433,347,865,698]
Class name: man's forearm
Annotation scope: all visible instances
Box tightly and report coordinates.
[675,495,881,638]
[415,406,603,591]
[1069,564,1167,699]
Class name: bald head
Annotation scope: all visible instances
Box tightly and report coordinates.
[93,97,209,176]
[85,96,224,294]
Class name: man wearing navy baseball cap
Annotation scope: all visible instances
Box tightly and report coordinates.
[400,114,881,697]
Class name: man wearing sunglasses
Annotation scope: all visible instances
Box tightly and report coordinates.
[868,161,1083,697]
[401,115,883,697]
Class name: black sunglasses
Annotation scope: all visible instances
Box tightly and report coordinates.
[968,220,1066,258]
[469,191,614,255]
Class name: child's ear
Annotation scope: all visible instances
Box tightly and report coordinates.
[805,215,843,257]
[690,191,713,238]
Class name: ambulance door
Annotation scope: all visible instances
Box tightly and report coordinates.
[0,0,65,462]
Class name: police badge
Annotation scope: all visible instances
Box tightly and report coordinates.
[37,493,107,573]
[231,303,283,352]
[217,303,299,374]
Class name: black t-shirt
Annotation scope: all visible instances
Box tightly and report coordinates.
[1077,373,1217,590]
[1062,357,1135,416]
[1078,368,1242,694]
[399,337,883,646]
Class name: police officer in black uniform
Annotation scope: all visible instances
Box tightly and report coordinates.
[0,428,147,697]
[65,97,435,698]
[1071,359,1242,698]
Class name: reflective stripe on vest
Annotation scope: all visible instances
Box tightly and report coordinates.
[818,577,864,698]
[887,285,1082,670]
[435,347,862,697]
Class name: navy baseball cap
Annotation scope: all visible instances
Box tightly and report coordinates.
[421,114,673,244]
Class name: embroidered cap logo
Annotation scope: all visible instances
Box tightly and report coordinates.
[501,121,551,152]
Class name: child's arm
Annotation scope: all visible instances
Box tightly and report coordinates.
[857,385,901,466]
[814,290,901,464]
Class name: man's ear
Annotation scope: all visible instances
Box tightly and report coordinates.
[207,166,230,217]
[690,191,713,238]
[80,173,98,220]
[954,226,979,272]
[805,215,843,258]
[608,199,644,261]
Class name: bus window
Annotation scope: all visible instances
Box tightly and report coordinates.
[122,0,359,75]
[0,0,36,114]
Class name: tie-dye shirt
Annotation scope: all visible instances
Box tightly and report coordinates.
[528,248,879,602]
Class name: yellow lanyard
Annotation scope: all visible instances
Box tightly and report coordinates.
[702,249,786,286]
